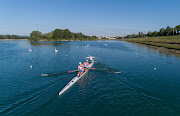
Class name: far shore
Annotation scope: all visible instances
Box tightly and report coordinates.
[0,39,101,41]
[38,39,81,41]
[0,39,83,41]
[34,39,100,41]
[0,39,28,40]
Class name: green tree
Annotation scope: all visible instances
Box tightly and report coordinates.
[138,32,140,38]
[0,35,3,39]
[166,26,173,36]
[30,31,42,41]
[140,32,143,37]
[147,31,152,37]
[42,31,53,40]
[175,25,180,35]
[64,29,73,39]
[152,31,158,37]
[53,29,63,40]
[28,29,97,41]
[159,28,165,36]
[175,25,180,31]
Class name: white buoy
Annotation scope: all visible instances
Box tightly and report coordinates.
[105,44,107,46]
[66,55,68,56]
[29,48,32,52]
[154,68,156,70]
[30,66,32,68]
[55,48,58,52]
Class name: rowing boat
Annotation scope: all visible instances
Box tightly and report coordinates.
[59,60,94,95]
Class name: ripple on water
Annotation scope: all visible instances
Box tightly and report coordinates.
[1,40,180,115]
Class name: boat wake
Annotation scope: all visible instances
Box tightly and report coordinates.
[1,78,64,115]
[92,61,122,74]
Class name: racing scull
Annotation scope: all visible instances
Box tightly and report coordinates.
[59,60,94,96]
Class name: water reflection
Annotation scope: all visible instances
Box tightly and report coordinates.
[30,41,63,46]
[146,45,180,58]
[78,74,89,88]
[77,73,95,99]
[127,42,180,58]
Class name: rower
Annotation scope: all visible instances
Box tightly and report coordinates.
[77,62,84,77]
[83,60,89,72]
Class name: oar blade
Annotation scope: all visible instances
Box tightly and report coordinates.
[114,72,122,73]
[41,70,77,77]
[41,74,48,76]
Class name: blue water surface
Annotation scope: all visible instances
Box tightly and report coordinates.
[0,40,180,116]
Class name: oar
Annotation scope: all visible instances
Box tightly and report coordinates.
[91,68,121,73]
[41,70,78,76]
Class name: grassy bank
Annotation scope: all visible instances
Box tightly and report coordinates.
[123,36,180,50]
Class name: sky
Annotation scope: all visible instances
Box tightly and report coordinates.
[0,0,180,37]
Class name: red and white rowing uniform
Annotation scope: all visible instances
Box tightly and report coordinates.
[84,62,89,68]
[78,65,84,72]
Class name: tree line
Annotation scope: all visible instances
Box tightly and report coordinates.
[124,25,180,38]
[29,29,98,41]
[0,35,29,39]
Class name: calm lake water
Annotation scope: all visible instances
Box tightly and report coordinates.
[0,40,180,116]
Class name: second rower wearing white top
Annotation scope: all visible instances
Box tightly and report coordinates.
[77,62,84,76]
[83,60,89,72]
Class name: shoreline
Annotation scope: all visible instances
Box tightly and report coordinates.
[0,39,28,40]
[133,42,180,56]
[0,39,98,41]
[31,39,101,41]
[38,39,81,41]
[122,36,180,57]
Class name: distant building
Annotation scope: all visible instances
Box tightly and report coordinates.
[98,36,122,40]
[98,36,103,39]
[105,36,122,40]
[105,36,116,40]
[108,37,116,40]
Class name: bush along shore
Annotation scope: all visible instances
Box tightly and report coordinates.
[29,29,98,41]
[0,35,29,39]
